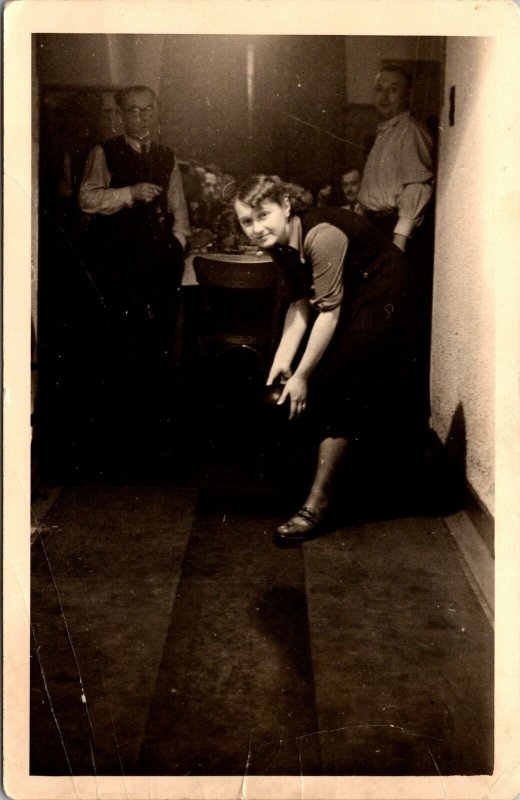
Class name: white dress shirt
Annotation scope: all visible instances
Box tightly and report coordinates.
[358,111,434,238]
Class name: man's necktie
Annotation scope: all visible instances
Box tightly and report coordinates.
[140,142,151,176]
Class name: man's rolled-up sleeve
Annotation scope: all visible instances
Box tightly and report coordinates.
[79,145,133,215]
[394,182,434,237]
[167,160,191,250]
[394,121,434,236]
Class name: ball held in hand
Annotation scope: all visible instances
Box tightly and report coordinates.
[261,383,285,406]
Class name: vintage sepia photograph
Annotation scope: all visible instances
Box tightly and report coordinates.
[3,1,519,799]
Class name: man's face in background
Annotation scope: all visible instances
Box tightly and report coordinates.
[341,170,361,203]
[203,171,218,201]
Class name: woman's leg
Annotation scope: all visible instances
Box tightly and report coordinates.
[276,435,349,541]
[303,435,349,513]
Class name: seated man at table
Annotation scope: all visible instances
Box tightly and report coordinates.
[339,168,362,213]
[191,164,226,232]
[316,168,362,213]
[79,84,191,455]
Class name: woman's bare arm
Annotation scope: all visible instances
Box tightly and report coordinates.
[267,299,310,385]
[293,306,341,381]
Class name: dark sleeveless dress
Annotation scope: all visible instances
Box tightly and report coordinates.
[270,207,426,443]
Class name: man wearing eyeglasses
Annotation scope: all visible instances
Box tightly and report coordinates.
[78,85,191,462]
[80,84,190,261]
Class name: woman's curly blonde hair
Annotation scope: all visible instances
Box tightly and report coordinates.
[235,174,313,215]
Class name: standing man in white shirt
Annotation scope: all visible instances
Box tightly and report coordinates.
[358,65,434,254]
[79,85,191,465]
[359,65,435,421]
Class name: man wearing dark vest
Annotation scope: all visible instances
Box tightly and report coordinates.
[79,85,190,463]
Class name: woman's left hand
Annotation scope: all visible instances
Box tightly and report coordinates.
[278,374,308,421]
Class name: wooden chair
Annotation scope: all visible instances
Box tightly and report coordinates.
[192,254,287,458]
[193,254,285,373]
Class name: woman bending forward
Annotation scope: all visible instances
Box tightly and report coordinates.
[234,175,425,544]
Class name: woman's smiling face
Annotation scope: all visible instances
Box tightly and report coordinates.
[234,198,290,249]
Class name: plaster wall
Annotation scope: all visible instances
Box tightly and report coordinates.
[38,33,444,104]
[345,36,444,104]
[37,34,165,90]
[430,36,507,516]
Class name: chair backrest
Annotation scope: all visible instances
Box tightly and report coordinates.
[193,255,285,369]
